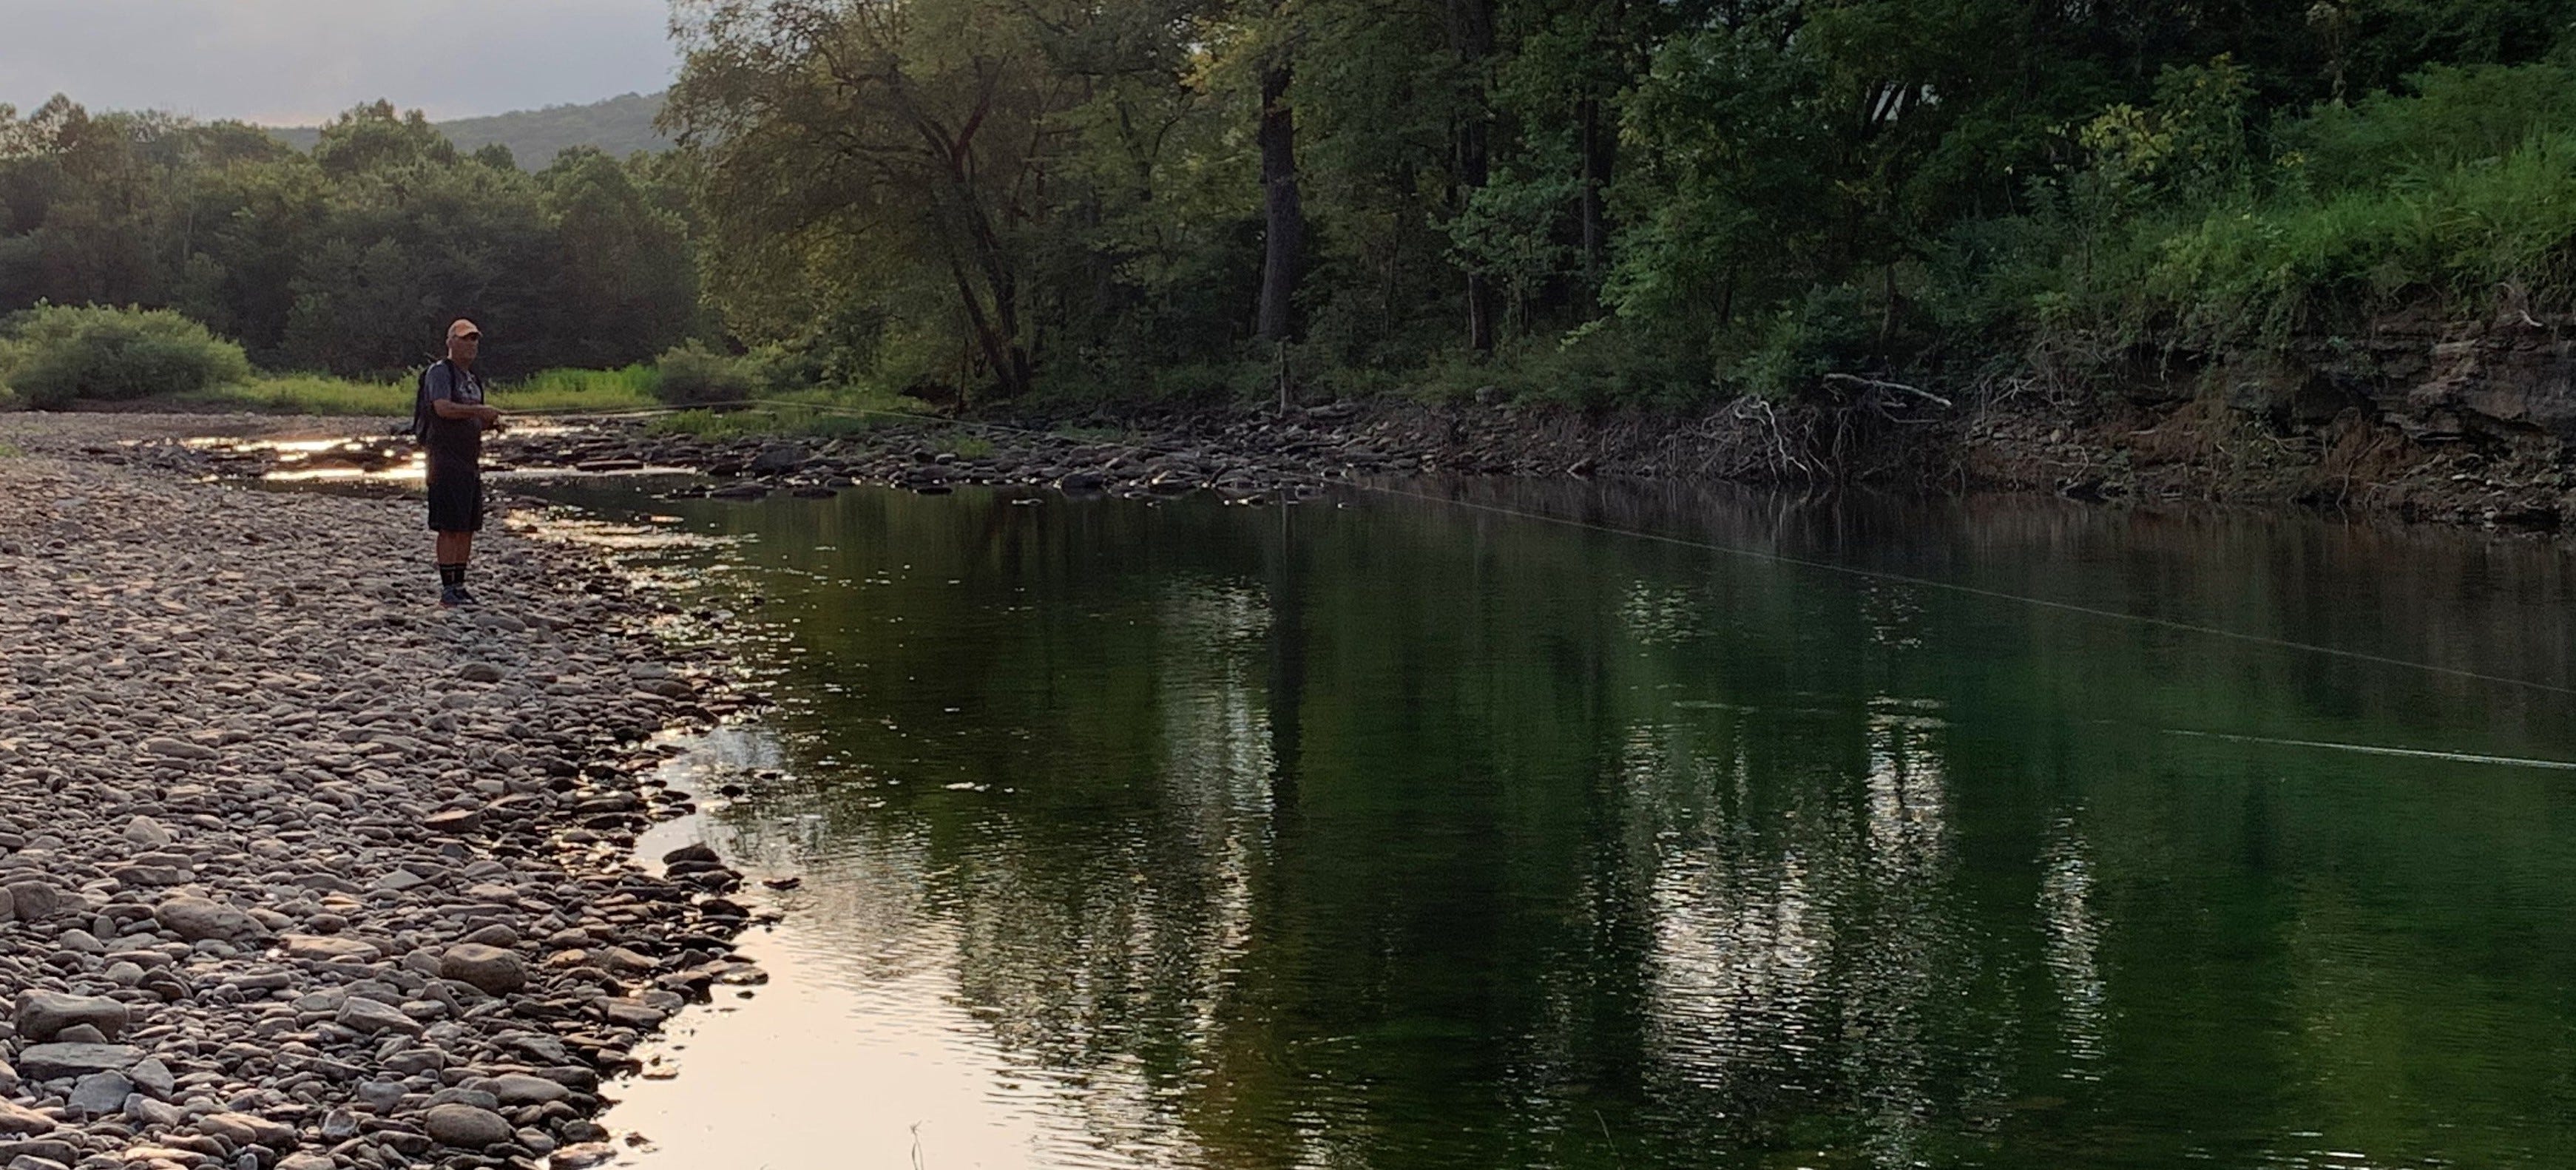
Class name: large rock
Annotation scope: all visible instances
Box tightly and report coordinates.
[422,1103,513,1149]
[65,1072,129,1118]
[421,808,483,835]
[0,1102,53,1136]
[439,944,525,995]
[141,737,215,761]
[15,1043,139,1081]
[748,443,810,473]
[197,1112,295,1149]
[467,1074,569,1106]
[280,934,382,963]
[16,992,128,1043]
[334,998,422,1036]
[661,842,720,867]
[4,882,61,922]
[126,1057,175,1100]
[152,897,268,944]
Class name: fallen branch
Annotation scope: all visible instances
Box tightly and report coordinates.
[1822,372,1953,408]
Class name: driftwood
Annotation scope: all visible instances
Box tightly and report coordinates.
[1821,372,1954,408]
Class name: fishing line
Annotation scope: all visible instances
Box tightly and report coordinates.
[2163,728,2576,771]
[513,397,2576,700]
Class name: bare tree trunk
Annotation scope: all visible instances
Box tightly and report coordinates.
[1257,57,1304,344]
[1578,94,1609,296]
[1449,0,1496,354]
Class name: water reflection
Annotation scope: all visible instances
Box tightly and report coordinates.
[530,477,2576,1169]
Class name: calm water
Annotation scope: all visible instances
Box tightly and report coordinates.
[524,476,2576,1170]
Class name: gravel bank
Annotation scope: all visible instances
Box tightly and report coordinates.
[0,414,760,1170]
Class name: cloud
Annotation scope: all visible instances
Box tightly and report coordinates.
[0,0,677,124]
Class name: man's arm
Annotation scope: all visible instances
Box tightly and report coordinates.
[430,399,501,423]
[426,365,501,423]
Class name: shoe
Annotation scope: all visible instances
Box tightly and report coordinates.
[452,586,479,607]
[439,585,467,608]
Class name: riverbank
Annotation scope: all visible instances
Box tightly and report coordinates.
[0,414,763,1170]
[93,332,2576,537]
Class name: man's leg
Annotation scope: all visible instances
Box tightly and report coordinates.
[434,530,473,603]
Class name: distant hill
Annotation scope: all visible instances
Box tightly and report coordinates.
[267,91,671,169]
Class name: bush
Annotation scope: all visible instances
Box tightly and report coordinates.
[1,305,252,408]
[652,342,754,405]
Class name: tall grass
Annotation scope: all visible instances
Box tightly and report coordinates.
[2129,133,2576,347]
[189,365,664,416]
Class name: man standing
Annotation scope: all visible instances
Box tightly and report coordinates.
[423,318,503,606]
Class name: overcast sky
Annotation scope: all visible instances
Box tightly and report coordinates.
[0,0,678,125]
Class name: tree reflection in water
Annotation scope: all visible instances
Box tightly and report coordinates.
[540,476,2576,1169]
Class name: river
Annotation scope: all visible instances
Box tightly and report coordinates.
[521,474,2576,1169]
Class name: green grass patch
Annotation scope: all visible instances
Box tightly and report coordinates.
[190,375,413,415]
[186,365,663,416]
[512,364,661,410]
[0,440,23,458]
[642,387,926,439]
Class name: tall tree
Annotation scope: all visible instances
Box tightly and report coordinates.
[1254,16,1303,345]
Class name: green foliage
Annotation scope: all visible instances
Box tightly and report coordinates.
[652,342,754,405]
[14,0,2576,410]
[643,392,907,439]
[1,95,703,379]
[0,303,250,407]
[187,373,412,414]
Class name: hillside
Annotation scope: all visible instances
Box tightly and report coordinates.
[267,91,669,168]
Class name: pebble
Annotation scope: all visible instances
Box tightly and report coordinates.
[0,418,763,1162]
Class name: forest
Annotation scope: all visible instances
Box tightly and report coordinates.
[4,0,2575,408]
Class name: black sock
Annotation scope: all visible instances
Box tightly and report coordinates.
[439,564,464,589]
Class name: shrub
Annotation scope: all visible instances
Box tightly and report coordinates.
[1,304,252,408]
[652,342,753,405]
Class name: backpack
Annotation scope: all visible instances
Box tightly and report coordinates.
[405,359,449,442]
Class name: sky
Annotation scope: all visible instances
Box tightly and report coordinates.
[0,0,679,126]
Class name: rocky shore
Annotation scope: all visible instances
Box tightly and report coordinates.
[115,366,2576,536]
[0,415,765,1170]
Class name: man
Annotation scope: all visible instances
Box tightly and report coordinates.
[422,319,504,606]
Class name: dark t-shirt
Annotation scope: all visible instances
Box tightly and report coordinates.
[422,360,486,466]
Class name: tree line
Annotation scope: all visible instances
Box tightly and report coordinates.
[5,0,2574,402]
[660,0,2576,404]
[0,98,700,379]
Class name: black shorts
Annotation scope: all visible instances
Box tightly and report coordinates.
[426,456,483,532]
